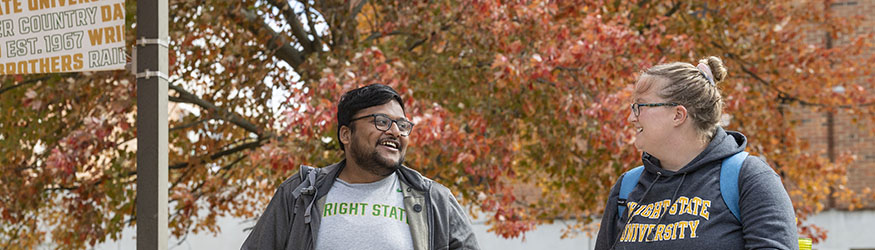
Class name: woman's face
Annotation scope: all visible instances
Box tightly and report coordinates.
[628,75,677,152]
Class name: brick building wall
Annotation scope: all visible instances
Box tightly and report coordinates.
[793,0,875,209]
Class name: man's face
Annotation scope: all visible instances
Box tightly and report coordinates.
[344,100,410,176]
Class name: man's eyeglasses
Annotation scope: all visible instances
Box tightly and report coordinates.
[349,114,415,136]
[630,102,679,117]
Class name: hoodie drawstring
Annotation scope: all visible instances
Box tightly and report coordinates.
[610,172,662,249]
[644,172,687,242]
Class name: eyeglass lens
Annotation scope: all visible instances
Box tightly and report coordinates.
[373,115,413,135]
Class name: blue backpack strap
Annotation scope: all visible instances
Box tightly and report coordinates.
[617,166,645,219]
[720,151,749,222]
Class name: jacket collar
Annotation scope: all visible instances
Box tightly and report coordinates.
[316,160,431,193]
[396,164,431,192]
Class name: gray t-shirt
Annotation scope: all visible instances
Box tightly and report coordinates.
[314,173,413,250]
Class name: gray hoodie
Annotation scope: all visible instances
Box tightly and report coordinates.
[241,160,480,250]
[595,128,798,250]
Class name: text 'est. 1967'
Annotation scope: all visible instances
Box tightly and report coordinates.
[1,0,127,75]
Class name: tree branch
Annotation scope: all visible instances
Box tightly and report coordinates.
[52,137,268,192]
[402,22,454,52]
[218,154,247,177]
[168,137,268,170]
[304,2,322,52]
[119,137,269,180]
[664,1,682,18]
[44,185,79,191]
[364,31,411,42]
[169,116,217,132]
[232,6,306,68]
[168,84,268,136]
[0,76,49,96]
[721,50,875,108]
[407,37,428,52]
[267,0,315,54]
[319,0,367,49]
[348,0,368,25]
[637,0,651,8]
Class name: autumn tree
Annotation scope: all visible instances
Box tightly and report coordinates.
[1,0,873,248]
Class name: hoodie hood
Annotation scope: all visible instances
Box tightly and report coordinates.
[641,127,746,176]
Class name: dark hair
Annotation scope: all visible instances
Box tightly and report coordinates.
[336,84,405,151]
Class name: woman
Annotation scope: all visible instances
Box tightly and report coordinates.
[594,57,798,249]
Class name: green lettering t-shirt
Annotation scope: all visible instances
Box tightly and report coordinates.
[314,173,413,250]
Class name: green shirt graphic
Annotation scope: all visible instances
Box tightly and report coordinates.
[315,173,413,250]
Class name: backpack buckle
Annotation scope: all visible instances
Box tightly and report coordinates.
[301,186,316,195]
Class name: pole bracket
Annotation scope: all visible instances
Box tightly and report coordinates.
[136,70,170,81]
[136,37,170,48]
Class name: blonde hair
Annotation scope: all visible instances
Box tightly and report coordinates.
[639,56,728,142]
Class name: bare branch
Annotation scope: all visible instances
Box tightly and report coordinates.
[120,137,269,181]
[218,155,248,177]
[267,0,315,54]
[318,0,367,49]
[170,116,217,132]
[664,1,682,17]
[232,7,306,68]
[305,1,322,51]
[363,30,410,42]
[407,38,428,52]
[349,0,368,23]
[0,76,49,96]
[168,137,269,170]
[52,137,268,192]
[168,84,268,136]
[637,0,651,8]
[721,50,875,108]
[44,185,79,192]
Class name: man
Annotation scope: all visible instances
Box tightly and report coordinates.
[242,84,480,250]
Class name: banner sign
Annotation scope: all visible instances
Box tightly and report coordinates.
[0,0,126,75]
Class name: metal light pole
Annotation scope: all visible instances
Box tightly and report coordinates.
[135,0,169,248]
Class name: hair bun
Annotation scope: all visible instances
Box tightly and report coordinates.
[699,56,727,84]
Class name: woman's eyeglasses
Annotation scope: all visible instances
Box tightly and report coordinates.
[630,103,679,117]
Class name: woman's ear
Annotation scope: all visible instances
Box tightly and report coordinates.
[673,105,688,126]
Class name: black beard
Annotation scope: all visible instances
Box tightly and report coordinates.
[350,141,402,177]
[369,151,403,176]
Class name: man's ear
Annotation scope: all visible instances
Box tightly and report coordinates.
[339,125,352,146]
[673,105,688,126]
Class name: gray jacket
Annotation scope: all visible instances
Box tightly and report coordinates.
[241,160,480,250]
